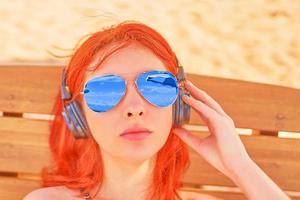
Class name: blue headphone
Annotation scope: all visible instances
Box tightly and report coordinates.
[61,57,191,139]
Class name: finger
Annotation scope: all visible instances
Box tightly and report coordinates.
[172,127,204,152]
[173,127,232,178]
[182,94,220,127]
[184,80,229,117]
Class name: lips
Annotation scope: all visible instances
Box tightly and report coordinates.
[120,125,152,136]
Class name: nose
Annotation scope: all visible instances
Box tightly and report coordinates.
[121,80,146,119]
[123,105,145,118]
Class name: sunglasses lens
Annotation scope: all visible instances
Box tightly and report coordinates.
[136,70,179,107]
[83,75,125,112]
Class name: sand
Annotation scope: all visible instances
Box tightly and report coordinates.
[0,0,299,89]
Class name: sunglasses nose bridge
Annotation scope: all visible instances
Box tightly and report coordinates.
[124,77,145,102]
[120,78,148,118]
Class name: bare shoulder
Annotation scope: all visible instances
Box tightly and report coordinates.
[178,189,224,200]
[23,186,82,200]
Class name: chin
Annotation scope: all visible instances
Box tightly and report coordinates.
[120,145,158,162]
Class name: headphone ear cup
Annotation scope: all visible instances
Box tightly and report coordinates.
[172,92,180,127]
[172,102,176,127]
[172,88,191,127]
[182,92,191,124]
[173,87,184,127]
[71,101,90,135]
[62,109,77,134]
[65,101,90,138]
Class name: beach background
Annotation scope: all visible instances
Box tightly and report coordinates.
[0,0,300,89]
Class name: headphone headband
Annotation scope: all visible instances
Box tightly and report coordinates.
[61,68,71,101]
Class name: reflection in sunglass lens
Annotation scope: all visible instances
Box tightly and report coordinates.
[136,71,179,107]
[83,75,126,112]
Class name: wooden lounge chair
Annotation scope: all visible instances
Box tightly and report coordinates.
[0,64,299,200]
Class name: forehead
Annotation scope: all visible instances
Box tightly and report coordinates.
[85,42,168,80]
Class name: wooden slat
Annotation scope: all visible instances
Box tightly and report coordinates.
[0,143,50,174]
[0,65,61,114]
[0,115,49,133]
[0,117,51,173]
[185,73,300,133]
[1,65,300,132]
[0,176,42,200]
[1,116,299,191]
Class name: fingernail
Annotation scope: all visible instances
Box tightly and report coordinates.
[182,93,190,99]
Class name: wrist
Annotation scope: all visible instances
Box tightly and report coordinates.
[225,156,291,200]
[227,155,255,183]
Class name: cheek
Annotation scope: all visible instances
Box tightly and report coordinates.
[82,103,115,146]
[151,106,173,146]
[155,105,173,130]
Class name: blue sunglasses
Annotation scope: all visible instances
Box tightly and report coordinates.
[75,70,179,112]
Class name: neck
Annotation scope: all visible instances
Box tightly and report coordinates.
[93,150,156,200]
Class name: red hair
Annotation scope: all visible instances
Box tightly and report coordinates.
[42,20,190,200]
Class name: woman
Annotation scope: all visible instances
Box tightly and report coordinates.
[24,20,290,200]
